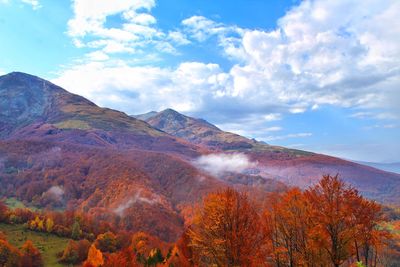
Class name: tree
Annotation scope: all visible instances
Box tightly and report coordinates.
[103,247,137,267]
[304,174,386,267]
[147,248,164,266]
[352,198,386,266]
[60,240,79,264]
[264,189,327,266]
[60,239,90,264]
[188,188,266,266]
[94,231,118,253]
[0,239,21,267]
[83,244,104,267]
[45,218,54,233]
[20,240,43,267]
[71,219,82,240]
[0,201,9,223]
[263,175,388,266]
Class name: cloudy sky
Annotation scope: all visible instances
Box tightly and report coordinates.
[0,0,399,162]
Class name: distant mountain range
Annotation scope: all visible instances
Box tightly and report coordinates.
[1,72,400,242]
[354,161,400,175]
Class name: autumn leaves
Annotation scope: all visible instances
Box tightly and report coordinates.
[188,175,389,266]
[188,188,266,266]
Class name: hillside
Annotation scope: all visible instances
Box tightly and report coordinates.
[1,71,400,244]
[0,72,200,157]
[0,223,70,267]
[137,109,400,205]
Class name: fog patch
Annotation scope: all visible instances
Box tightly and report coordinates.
[114,190,161,216]
[46,186,64,200]
[194,153,257,176]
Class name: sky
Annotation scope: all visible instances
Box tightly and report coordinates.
[0,0,399,162]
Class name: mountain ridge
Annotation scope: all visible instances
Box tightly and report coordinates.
[135,108,400,205]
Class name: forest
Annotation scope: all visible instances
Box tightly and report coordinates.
[0,175,399,267]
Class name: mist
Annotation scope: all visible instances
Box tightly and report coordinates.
[193,153,257,176]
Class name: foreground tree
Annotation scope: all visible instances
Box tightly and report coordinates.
[264,175,388,267]
[83,244,104,267]
[265,189,328,266]
[305,175,367,267]
[0,239,21,267]
[20,240,43,267]
[188,188,266,266]
[266,174,388,267]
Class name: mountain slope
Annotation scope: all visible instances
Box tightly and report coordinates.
[136,109,400,205]
[0,72,202,157]
[0,72,287,241]
[0,72,160,136]
[135,109,259,150]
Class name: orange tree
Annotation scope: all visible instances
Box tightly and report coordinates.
[188,188,266,266]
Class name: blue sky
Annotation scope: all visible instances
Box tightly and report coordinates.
[0,0,399,162]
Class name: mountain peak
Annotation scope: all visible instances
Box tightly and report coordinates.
[0,72,163,138]
[136,108,258,150]
[2,71,48,84]
[161,108,181,115]
[6,71,38,77]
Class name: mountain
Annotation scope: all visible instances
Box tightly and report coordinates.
[0,72,202,157]
[136,109,400,205]
[0,72,286,241]
[1,72,400,242]
[135,109,258,150]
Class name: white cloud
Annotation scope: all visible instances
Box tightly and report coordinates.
[56,0,400,147]
[53,61,230,114]
[182,16,220,42]
[67,0,177,56]
[265,126,282,132]
[193,153,257,176]
[68,0,155,37]
[168,31,190,45]
[179,1,400,121]
[86,51,110,61]
[263,133,312,142]
[0,0,41,9]
[263,113,282,122]
[21,0,40,9]
[123,10,156,25]
[365,123,397,130]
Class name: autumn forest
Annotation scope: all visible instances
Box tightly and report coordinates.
[1,175,399,266]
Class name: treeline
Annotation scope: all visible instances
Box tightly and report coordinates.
[186,175,399,266]
[0,237,44,267]
[1,175,399,266]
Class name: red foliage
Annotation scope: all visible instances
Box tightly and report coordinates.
[20,240,43,267]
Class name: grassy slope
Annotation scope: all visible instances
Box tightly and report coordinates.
[0,224,70,267]
[4,197,40,211]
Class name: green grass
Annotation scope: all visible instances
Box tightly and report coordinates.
[0,223,71,267]
[54,119,91,130]
[3,197,40,211]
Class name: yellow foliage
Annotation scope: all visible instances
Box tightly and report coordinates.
[85,244,104,267]
[45,218,54,233]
